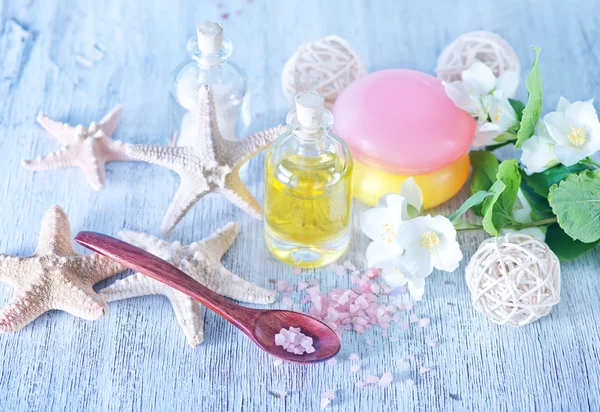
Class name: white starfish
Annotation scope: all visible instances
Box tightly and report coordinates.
[0,206,127,332]
[98,222,276,347]
[127,85,286,234]
[22,105,136,191]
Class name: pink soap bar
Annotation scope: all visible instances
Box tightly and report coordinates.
[332,70,475,174]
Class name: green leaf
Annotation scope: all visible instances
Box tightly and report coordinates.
[469,151,499,215]
[549,170,600,243]
[546,223,600,261]
[519,175,553,217]
[448,190,494,222]
[509,99,526,122]
[521,163,593,198]
[481,160,521,236]
[515,46,543,149]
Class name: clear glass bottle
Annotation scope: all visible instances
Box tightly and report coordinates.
[264,91,353,268]
[168,21,250,147]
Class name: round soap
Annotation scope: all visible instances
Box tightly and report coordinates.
[332,69,476,207]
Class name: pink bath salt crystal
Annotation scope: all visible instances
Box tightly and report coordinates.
[366,338,373,345]
[408,354,415,360]
[370,284,381,294]
[292,266,302,275]
[278,391,287,398]
[275,327,315,355]
[354,324,365,334]
[392,313,402,322]
[297,280,309,291]
[366,268,380,278]
[320,397,331,409]
[404,301,414,311]
[324,389,336,400]
[365,375,379,384]
[396,303,404,311]
[395,359,404,365]
[419,318,430,328]
[419,366,430,375]
[401,322,409,331]
[327,357,337,365]
[355,380,366,388]
[276,280,287,291]
[335,265,347,276]
[337,289,355,305]
[406,378,415,386]
[427,339,437,348]
[285,286,295,293]
[348,353,360,361]
[351,364,361,373]
[343,260,356,271]
[282,296,293,307]
[379,372,393,386]
[389,336,399,342]
[306,286,320,296]
[382,330,388,337]
[410,314,420,323]
[274,359,283,366]
[351,270,360,276]
[355,295,369,309]
[382,285,392,294]
[350,273,360,283]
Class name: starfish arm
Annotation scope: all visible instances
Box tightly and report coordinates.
[0,255,26,287]
[217,171,263,220]
[105,139,134,162]
[222,125,286,167]
[191,86,220,167]
[35,205,76,256]
[36,113,75,144]
[78,139,106,191]
[80,254,127,284]
[161,178,210,235]
[96,104,123,137]
[98,273,165,302]
[51,284,108,320]
[200,266,276,305]
[21,147,77,171]
[127,144,195,175]
[118,230,172,257]
[0,290,50,332]
[166,290,205,347]
[197,222,240,263]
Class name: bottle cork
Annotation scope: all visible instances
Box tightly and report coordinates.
[295,91,324,129]
[197,21,223,54]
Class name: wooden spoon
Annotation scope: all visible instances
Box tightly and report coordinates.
[75,231,341,364]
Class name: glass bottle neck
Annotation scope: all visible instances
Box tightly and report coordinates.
[295,133,326,157]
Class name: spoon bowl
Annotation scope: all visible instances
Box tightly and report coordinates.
[75,231,341,364]
[252,310,340,363]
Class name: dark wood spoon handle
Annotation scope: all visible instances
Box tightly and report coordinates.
[75,231,260,334]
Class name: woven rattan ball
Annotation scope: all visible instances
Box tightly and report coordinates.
[436,31,520,83]
[282,35,366,108]
[465,233,561,326]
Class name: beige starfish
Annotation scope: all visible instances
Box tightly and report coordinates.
[22,105,136,191]
[0,206,127,332]
[99,222,276,347]
[127,85,286,234]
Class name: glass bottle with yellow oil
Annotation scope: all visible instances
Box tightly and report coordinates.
[264,91,353,268]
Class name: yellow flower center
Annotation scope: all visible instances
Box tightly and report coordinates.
[420,231,440,252]
[493,107,503,123]
[380,223,396,245]
[568,125,586,147]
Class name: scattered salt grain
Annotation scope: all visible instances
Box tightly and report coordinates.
[389,336,399,342]
[366,338,373,345]
[379,372,393,386]
[320,397,331,409]
[406,378,415,386]
[370,284,380,294]
[350,365,361,373]
[419,366,430,375]
[401,322,409,331]
[410,314,420,323]
[348,353,360,361]
[408,354,415,360]
[366,268,380,278]
[282,296,293,307]
[419,318,430,328]
[324,389,335,400]
[365,375,379,384]
[427,339,436,348]
[343,260,356,271]
[297,281,309,291]
[404,301,414,311]
[278,391,287,398]
[335,265,347,276]
[327,357,337,366]
[292,266,301,275]
[275,327,315,355]
[355,380,366,388]
[274,359,283,366]
[276,280,287,292]
[395,359,404,365]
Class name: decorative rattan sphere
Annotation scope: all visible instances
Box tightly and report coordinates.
[436,31,520,83]
[465,233,561,326]
[282,35,366,108]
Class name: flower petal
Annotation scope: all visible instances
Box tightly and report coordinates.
[521,134,559,174]
[365,241,402,268]
[495,71,519,98]
[462,62,497,95]
[379,258,409,288]
[360,207,397,243]
[556,97,571,112]
[552,144,588,166]
[385,194,408,223]
[407,278,425,301]
[400,177,423,214]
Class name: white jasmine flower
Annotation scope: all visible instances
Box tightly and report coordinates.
[473,96,519,147]
[360,194,406,267]
[444,62,519,123]
[543,97,600,166]
[520,121,560,174]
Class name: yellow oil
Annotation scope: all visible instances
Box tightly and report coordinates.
[264,151,353,268]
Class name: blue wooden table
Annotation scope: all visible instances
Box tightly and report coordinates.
[1,0,599,410]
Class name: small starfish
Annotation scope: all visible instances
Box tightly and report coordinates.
[0,206,126,332]
[22,105,136,191]
[127,85,286,234]
[99,222,276,347]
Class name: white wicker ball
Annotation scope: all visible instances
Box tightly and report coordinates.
[465,233,561,326]
[282,35,366,108]
[436,31,520,83]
